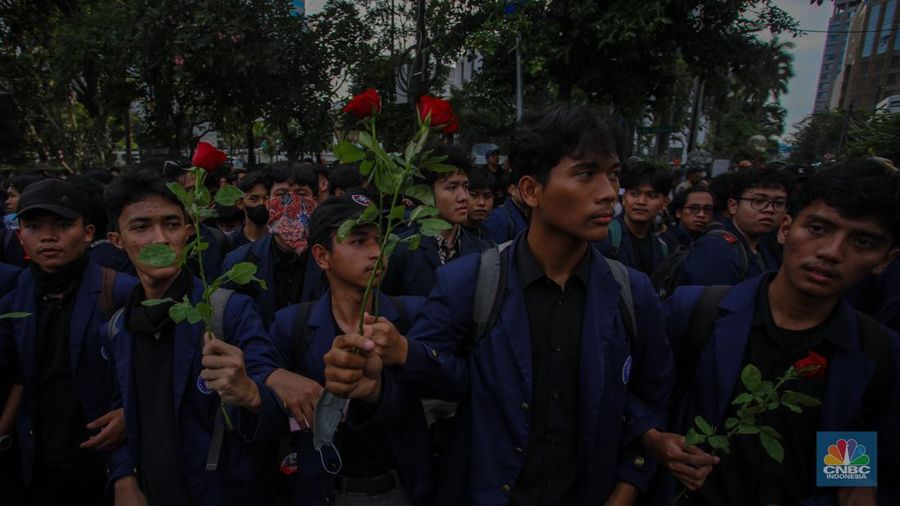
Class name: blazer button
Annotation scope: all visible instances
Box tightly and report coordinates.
[501,484,511,494]
[634,456,646,467]
[430,349,438,358]
[514,446,524,455]
[520,402,529,411]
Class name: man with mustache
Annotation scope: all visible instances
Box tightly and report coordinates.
[660,188,716,252]
[223,164,327,323]
[679,169,790,286]
[661,163,900,505]
[323,105,688,505]
[462,169,496,241]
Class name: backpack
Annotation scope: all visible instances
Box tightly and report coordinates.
[607,219,669,270]
[106,287,235,472]
[650,229,748,299]
[675,286,893,424]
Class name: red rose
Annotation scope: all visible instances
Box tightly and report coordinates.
[417,95,455,128]
[793,350,828,379]
[192,141,226,173]
[343,88,382,119]
[442,115,460,134]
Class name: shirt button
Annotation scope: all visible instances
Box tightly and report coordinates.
[552,345,561,353]
[634,456,646,467]
[520,401,530,411]
[501,484,511,494]
[514,446,524,455]
[551,391,560,400]
[430,349,438,358]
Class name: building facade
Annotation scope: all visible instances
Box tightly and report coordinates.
[813,1,861,112]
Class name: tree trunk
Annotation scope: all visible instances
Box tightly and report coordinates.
[246,125,256,166]
[124,109,132,166]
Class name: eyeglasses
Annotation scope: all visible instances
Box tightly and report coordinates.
[683,205,714,215]
[737,197,788,212]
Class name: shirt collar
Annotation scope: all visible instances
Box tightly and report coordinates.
[515,232,591,288]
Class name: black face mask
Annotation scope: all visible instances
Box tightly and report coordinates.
[246,204,270,226]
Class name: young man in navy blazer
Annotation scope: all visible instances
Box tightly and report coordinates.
[323,105,702,505]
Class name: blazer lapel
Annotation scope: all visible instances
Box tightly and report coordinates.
[496,240,533,395]
[819,305,874,430]
[711,279,758,419]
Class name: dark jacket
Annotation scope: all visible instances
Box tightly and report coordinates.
[393,237,673,505]
[595,216,669,275]
[0,259,137,485]
[267,292,434,505]
[678,219,778,287]
[481,199,528,245]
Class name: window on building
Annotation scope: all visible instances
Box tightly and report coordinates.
[862,3,882,57]
[877,0,896,54]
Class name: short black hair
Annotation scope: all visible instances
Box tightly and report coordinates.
[6,174,43,194]
[467,168,494,193]
[236,171,268,194]
[669,186,716,216]
[708,171,741,213]
[509,104,622,185]
[728,168,792,201]
[621,162,672,195]
[791,160,900,245]
[214,202,244,225]
[328,164,365,194]
[424,144,472,187]
[269,162,318,196]
[104,169,186,230]
[68,175,108,236]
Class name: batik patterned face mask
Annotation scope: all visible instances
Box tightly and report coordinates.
[267,194,317,254]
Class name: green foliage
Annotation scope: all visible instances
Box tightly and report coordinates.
[0,312,33,320]
[139,243,178,268]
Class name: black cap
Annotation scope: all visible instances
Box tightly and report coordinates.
[17,179,89,220]
[309,191,374,247]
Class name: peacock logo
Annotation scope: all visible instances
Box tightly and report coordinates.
[823,439,870,466]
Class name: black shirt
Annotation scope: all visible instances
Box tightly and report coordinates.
[126,270,192,506]
[511,237,589,506]
[630,232,655,276]
[34,274,98,470]
[697,275,837,506]
[272,240,308,311]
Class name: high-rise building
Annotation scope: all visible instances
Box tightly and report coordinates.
[813,1,861,112]
[829,0,900,111]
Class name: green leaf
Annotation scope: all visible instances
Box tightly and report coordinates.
[214,185,244,207]
[195,302,212,325]
[141,297,174,307]
[684,428,706,448]
[337,218,356,242]
[759,432,784,463]
[724,417,739,429]
[426,162,460,174]
[731,393,753,405]
[253,276,268,291]
[226,262,258,285]
[739,413,756,426]
[334,140,365,163]
[358,131,377,151]
[419,218,452,237]
[167,182,194,209]
[402,234,422,251]
[781,390,822,407]
[766,401,779,410]
[737,424,760,435]
[409,205,439,222]
[759,425,782,439]
[694,416,714,436]
[0,312,32,320]
[383,233,401,257]
[359,160,374,176]
[741,364,762,393]
[781,402,802,413]
[195,206,218,220]
[405,184,435,206]
[169,301,196,323]
[360,203,381,223]
[389,205,406,220]
[196,184,212,208]
[138,243,178,268]
[708,435,729,451]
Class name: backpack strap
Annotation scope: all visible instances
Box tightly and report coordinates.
[98,267,118,320]
[674,285,732,395]
[856,311,894,423]
[106,307,125,344]
[606,258,636,344]
[468,241,512,353]
[205,287,234,472]
[291,302,317,372]
[608,219,623,259]
[209,288,234,342]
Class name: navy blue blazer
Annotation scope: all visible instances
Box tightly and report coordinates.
[481,199,527,245]
[0,260,137,485]
[222,234,326,325]
[394,237,673,505]
[106,279,284,506]
[0,262,21,292]
[678,219,778,287]
[381,226,490,297]
[664,276,900,504]
[268,292,434,506]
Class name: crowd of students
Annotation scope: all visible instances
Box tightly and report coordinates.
[0,104,898,506]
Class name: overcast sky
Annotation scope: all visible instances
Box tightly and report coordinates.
[775,1,835,137]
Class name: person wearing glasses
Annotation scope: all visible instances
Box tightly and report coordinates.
[678,169,791,286]
[661,187,716,252]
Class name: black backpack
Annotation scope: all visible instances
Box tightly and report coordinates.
[651,229,750,299]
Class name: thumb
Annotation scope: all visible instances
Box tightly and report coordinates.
[363,312,377,325]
